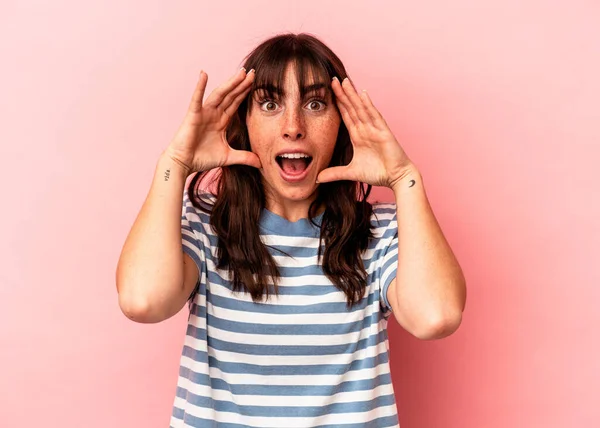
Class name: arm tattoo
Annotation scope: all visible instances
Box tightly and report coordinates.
[164,169,171,182]
[408,179,416,188]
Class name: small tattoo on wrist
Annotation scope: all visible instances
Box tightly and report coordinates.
[164,169,171,181]
[408,179,416,187]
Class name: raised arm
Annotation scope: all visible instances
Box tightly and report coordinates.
[115,67,259,323]
[318,75,466,339]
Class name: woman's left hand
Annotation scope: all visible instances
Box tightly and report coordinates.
[317,76,416,189]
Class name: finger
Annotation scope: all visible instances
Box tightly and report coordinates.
[332,82,362,141]
[332,77,359,125]
[224,83,253,117]
[204,67,248,108]
[359,90,385,126]
[335,97,357,129]
[341,77,371,123]
[222,69,255,115]
[316,165,357,184]
[188,70,208,113]
[225,148,263,169]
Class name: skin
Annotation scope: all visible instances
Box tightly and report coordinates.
[245,64,466,338]
[245,62,341,222]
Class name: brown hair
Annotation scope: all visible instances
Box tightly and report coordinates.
[187,33,374,308]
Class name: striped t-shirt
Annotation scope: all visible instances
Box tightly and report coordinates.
[171,188,400,427]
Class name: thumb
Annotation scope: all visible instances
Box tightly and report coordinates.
[316,165,355,183]
[225,148,263,169]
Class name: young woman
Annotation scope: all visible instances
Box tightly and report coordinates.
[117,33,466,427]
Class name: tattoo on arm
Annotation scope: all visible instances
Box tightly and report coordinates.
[164,169,171,181]
[408,179,416,188]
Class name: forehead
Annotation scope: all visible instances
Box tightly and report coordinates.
[252,59,331,98]
[282,62,317,86]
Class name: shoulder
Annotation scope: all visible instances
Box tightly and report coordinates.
[367,202,398,242]
[184,188,216,206]
[182,188,216,226]
[370,201,397,224]
[370,201,396,215]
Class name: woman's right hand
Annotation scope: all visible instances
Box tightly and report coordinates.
[165,67,260,175]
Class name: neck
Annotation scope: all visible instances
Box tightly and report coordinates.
[264,190,324,223]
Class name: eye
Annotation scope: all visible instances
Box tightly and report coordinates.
[259,99,279,112]
[306,99,326,111]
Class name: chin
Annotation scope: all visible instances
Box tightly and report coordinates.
[269,181,317,202]
[281,186,317,201]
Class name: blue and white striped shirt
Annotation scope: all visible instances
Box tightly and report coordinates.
[171,189,400,427]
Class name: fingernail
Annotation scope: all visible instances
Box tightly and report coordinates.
[248,68,255,74]
[240,66,246,72]
[332,76,338,82]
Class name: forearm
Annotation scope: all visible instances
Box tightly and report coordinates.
[116,151,190,319]
[391,168,466,336]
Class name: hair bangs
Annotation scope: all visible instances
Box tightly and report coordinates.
[244,38,336,112]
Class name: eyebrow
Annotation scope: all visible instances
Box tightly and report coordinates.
[302,83,329,96]
[254,82,330,98]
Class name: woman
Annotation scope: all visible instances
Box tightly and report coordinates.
[116,33,466,427]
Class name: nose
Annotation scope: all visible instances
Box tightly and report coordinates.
[282,106,305,141]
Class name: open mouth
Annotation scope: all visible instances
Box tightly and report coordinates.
[275,153,314,176]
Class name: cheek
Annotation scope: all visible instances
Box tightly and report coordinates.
[246,117,264,153]
[322,110,341,132]
[320,114,341,150]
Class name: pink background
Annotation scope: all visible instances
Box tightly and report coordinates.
[1,1,598,427]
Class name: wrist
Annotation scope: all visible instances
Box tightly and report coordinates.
[390,165,422,194]
[158,150,192,179]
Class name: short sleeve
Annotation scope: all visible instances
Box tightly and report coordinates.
[375,205,399,320]
[181,189,208,304]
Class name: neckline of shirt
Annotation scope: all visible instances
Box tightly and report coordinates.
[259,208,324,237]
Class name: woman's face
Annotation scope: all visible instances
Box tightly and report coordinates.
[246,62,341,212]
